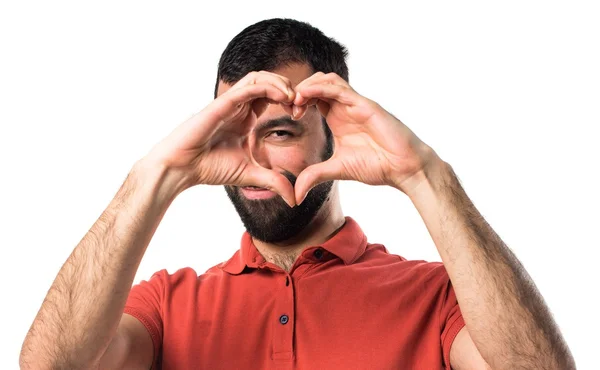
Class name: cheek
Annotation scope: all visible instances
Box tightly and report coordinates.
[266,144,320,173]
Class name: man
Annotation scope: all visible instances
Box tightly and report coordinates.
[20,18,575,369]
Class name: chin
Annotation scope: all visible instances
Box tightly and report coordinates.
[225,180,334,243]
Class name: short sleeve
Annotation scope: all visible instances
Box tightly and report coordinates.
[123,269,167,368]
[439,270,466,370]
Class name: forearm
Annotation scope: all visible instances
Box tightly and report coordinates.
[20,158,186,369]
[405,157,575,369]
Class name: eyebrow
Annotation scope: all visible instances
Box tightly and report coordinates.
[254,116,305,133]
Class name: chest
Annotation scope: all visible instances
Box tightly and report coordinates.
[159,267,445,369]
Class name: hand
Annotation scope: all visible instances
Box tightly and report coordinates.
[292,72,438,203]
[144,71,298,206]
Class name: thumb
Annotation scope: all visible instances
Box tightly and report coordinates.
[244,165,296,207]
[295,159,342,205]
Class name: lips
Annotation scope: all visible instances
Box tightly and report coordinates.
[240,186,276,199]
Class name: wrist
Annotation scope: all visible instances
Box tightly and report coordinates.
[399,158,452,199]
[132,157,190,206]
[393,146,449,196]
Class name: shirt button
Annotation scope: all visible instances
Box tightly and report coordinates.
[313,248,324,260]
[279,314,289,325]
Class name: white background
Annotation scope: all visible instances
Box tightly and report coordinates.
[1,0,598,368]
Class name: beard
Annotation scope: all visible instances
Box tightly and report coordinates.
[225,171,333,243]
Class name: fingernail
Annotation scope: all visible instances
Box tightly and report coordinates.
[287,87,294,100]
[292,106,299,119]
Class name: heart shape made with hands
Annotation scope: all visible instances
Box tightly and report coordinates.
[241,98,318,203]
[228,70,431,207]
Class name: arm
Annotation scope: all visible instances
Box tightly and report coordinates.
[405,155,576,369]
[290,72,576,369]
[19,159,185,369]
[20,72,298,369]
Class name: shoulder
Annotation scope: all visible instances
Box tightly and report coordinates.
[143,265,227,289]
[146,267,199,282]
[361,244,453,294]
[364,243,449,277]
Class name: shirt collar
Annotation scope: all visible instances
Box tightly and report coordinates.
[220,216,368,275]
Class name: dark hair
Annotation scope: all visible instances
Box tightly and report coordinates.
[214,18,350,160]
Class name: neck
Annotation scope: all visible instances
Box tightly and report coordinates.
[252,185,345,272]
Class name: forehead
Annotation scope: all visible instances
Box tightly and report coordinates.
[216,63,314,97]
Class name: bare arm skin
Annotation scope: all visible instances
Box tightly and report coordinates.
[406,155,576,370]
[19,160,185,369]
[20,71,297,369]
[291,72,576,369]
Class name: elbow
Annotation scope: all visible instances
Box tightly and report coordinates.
[19,353,98,370]
[19,343,69,370]
[19,355,52,370]
[20,336,103,370]
[19,347,55,370]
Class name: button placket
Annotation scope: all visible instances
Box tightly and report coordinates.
[272,273,295,361]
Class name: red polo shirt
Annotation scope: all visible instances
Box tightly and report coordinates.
[124,217,465,369]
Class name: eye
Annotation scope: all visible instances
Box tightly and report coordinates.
[268,130,293,139]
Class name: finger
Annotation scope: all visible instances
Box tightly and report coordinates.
[313,72,348,85]
[293,71,326,92]
[291,96,331,121]
[295,84,355,106]
[221,83,292,116]
[192,83,292,141]
[292,97,330,120]
[281,103,294,117]
[294,159,344,205]
[303,97,320,107]
[244,165,296,207]
[293,71,348,93]
[292,104,308,120]
[294,72,349,100]
[154,77,295,163]
[231,71,295,102]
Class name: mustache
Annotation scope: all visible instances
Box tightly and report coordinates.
[281,170,297,187]
[231,170,296,190]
